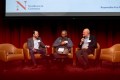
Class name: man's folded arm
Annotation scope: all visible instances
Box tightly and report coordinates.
[53,38,61,47]
[67,38,73,48]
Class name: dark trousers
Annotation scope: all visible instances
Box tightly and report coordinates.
[76,49,91,66]
[29,49,46,65]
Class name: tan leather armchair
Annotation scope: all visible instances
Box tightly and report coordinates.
[52,47,74,65]
[0,44,24,62]
[75,43,100,65]
[23,42,47,61]
[100,44,120,63]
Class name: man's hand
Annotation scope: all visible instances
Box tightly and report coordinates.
[45,45,50,48]
[85,46,88,49]
[83,46,88,49]
[81,38,84,42]
[80,38,84,45]
[61,41,66,45]
[32,48,37,52]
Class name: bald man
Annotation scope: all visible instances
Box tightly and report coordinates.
[53,30,73,59]
[76,28,97,69]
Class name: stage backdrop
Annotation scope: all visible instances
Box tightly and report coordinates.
[0,17,120,53]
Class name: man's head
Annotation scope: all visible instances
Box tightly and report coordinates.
[33,30,39,39]
[82,28,90,37]
[61,30,67,37]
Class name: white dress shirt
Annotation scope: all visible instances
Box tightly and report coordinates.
[82,36,90,49]
[34,39,39,49]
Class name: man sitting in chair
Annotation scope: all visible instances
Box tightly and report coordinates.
[76,28,97,69]
[27,30,50,67]
[53,30,73,59]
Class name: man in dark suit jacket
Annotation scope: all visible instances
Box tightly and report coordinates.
[27,31,50,66]
[76,28,97,69]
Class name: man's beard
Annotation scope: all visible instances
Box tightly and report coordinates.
[35,36,38,39]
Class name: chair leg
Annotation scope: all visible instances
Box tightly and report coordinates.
[73,58,76,66]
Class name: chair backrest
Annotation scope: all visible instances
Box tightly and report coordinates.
[111,44,120,51]
[23,42,28,49]
[0,43,16,53]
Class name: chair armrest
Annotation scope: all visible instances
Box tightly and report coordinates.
[70,47,73,54]
[93,48,101,59]
[75,48,80,52]
[45,48,48,54]
[113,51,120,62]
[0,50,7,62]
[68,47,73,58]
[52,47,55,54]
[23,48,30,60]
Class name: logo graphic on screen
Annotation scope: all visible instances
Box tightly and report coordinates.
[16,0,27,11]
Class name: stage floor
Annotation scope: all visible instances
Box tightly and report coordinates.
[0,59,120,80]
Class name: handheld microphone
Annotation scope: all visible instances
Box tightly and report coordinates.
[80,35,85,45]
[82,35,85,41]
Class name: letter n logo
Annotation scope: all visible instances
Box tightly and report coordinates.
[16,0,27,11]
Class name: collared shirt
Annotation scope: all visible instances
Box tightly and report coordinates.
[82,36,90,49]
[34,39,39,49]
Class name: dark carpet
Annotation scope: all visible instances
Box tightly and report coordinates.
[0,59,120,80]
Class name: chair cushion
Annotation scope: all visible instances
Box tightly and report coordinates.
[28,53,42,59]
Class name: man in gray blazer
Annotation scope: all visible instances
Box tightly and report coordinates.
[27,31,50,66]
[53,30,73,59]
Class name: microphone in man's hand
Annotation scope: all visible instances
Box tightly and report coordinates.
[80,35,85,45]
[82,35,85,41]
